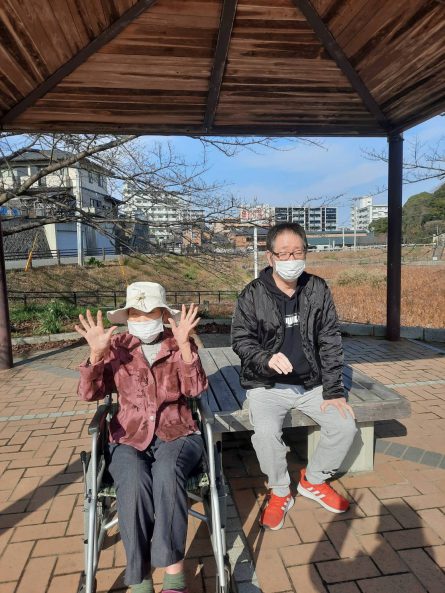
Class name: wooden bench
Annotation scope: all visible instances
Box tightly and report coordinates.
[199,347,411,474]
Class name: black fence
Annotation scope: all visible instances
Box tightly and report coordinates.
[9,290,239,308]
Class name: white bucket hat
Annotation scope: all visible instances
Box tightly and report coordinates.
[107,282,180,325]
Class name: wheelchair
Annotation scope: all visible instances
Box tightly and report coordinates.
[78,393,235,593]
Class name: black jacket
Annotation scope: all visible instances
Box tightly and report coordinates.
[231,268,345,399]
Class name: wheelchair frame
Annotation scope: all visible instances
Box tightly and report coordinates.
[78,393,235,593]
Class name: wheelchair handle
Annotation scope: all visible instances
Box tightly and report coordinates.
[88,403,112,435]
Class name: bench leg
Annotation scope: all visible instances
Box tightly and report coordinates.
[307,422,375,474]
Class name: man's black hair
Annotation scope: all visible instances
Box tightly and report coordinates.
[266,222,308,252]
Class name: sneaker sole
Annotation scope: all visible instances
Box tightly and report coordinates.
[260,496,295,530]
[297,483,347,513]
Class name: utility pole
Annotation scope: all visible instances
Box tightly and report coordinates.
[253,225,258,278]
[342,226,345,249]
[352,198,358,250]
[77,166,84,266]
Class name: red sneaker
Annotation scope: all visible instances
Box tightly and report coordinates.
[260,491,294,530]
[297,470,349,513]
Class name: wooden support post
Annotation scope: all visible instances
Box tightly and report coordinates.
[0,218,13,369]
[387,133,404,341]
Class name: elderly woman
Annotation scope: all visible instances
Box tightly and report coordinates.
[75,282,208,593]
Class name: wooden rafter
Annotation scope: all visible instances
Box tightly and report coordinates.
[0,0,158,126]
[203,0,238,132]
[292,0,390,133]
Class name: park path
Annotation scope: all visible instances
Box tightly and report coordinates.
[0,337,444,593]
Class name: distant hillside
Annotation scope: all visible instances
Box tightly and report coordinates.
[403,183,445,241]
[370,182,445,241]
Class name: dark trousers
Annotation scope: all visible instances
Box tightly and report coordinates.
[108,434,203,586]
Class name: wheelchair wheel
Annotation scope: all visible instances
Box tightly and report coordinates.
[81,453,107,593]
[83,455,105,547]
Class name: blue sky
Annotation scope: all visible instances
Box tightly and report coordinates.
[151,114,444,228]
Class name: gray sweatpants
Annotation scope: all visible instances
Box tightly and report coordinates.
[247,383,357,496]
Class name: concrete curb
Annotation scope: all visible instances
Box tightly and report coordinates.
[199,319,445,344]
[11,326,127,346]
[339,322,445,343]
[11,332,81,345]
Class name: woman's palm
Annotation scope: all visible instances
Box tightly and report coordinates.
[74,309,117,354]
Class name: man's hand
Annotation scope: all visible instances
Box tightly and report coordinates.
[320,397,355,419]
[268,353,293,375]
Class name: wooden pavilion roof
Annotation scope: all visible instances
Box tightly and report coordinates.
[0,0,444,137]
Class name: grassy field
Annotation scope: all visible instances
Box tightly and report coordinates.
[7,246,445,333]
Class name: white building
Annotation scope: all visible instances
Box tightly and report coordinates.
[0,149,117,255]
[351,197,388,230]
[121,184,204,247]
[274,206,337,231]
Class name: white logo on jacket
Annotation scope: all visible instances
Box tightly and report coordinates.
[285,313,300,327]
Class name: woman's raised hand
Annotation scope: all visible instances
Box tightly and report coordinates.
[168,303,200,347]
[74,309,117,363]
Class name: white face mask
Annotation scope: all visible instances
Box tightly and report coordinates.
[274,259,306,282]
[127,317,163,344]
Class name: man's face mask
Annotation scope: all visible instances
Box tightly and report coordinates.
[274,259,306,282]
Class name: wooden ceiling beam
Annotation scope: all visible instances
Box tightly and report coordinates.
[0,0,158,126]
[203,0,238,132]
[2,122,387,137]
[292,0,390,133]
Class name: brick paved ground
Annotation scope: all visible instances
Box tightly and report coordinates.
[0,337,444,593]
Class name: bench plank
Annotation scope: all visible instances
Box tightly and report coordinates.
[200,347,411,433]
[198,349,240,414]
[206,348,246,409]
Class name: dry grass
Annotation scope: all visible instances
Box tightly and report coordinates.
[7,250,445,329]
[307,263,445,328]
[6,254,252,294]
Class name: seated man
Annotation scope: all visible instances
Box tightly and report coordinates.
[75,282,208,593]
[232,223,357,531]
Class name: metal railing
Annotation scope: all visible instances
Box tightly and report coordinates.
[4,247,117,261]
[9,289,239,308]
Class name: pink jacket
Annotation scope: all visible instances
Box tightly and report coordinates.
[78,330,208,450]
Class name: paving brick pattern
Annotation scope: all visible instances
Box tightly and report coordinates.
[0,338,444,592]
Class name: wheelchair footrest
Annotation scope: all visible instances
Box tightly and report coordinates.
[98,485,116,499]
[186,472,210,495]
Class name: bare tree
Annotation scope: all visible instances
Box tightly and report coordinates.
[0,134,223,239]
[362,132,445,193]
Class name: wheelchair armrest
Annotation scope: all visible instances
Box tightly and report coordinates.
[88,402,112,435]
[197,394,215,425]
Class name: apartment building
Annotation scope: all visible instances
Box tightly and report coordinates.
[351,197,388,230]
[0,149,117,255]
[274,206,337,231]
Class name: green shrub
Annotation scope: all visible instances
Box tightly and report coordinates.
[9,304,42,324]
[36,299,76,334]
[86,257,104,267]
